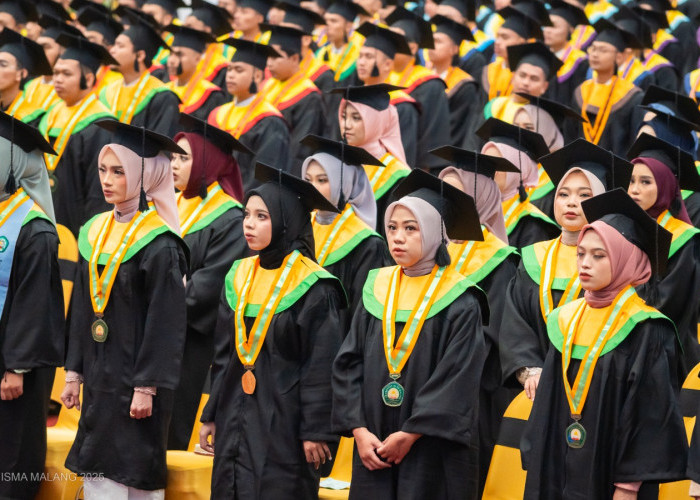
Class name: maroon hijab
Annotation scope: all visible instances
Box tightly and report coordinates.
[632,157,691,224]
[174,132,244,201]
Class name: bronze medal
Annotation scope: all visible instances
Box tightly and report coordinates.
[241,367,256,394]
[91,318,108,342]
[48,173,58,193]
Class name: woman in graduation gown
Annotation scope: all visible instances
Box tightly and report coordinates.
[332,169,489,499]
[301,135,390,318]
[521,188,687,499]
[500,139,633,398]
[61,121,188,498]
[198,164,346,499]
[166,114,249,450]
[0,115,64,500]
[627,133,700,379]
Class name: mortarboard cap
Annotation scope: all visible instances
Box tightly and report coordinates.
[189,0,233,38]
[611,6,652,49]
[223,37,280,69]
[254,162,340,213]
[514,92,587,124]
[511,0,552,26]
[0,29,52,79]
[178,113,252,155]
[38,14,84,40]
[37,0,70,22]
[78,6,124,45]
[430,14,474,44]
[0,110,55,154]
[430,145,520,178]
[330,83,404,110]
[166,24,214,52]
[276,2,325,32]
[498,6,543,40]
[632,5,668,30]
[57,33,118,73]
[141,0,186,15]
[435,0,476,21]
[238,0,272,16]
[639,85,700,132]
[301,134,384,166]
[0,0,38,24]
[507,41,563,79]
[627,133,700,191]
[121,14,170,62]
[115,5,160,31]
[357,22,411,58]
[386,6,434,48]
[636,0,672,11]
[326,0,369,20]
[95,119,185,156]
[476,117,550,161]
[592,18,642,51]
[261,22,306,54]
[547,0,588,28]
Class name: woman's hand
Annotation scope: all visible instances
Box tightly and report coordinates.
[353,427,391,471]
[1,372,23,400]
[303,441,332,470]
[525,372,541,401]
[61,381,81,410]
[375,431,421,464]
[129,391,153,419]
[199,422,216,453]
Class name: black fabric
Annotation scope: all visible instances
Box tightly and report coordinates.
[278,92,326,175]
[394,100,419,168]
[408,77,450,170]
[507,215,560,249]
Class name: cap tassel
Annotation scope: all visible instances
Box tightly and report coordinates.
[5,119,16,195]
[138,127,148,212]
[79,71,87,91]
[176,61,184,76]
[134,56,140,73]
[434,181,451,267]
[199,128,209,199]
[371,62,380,78]
[517,129,527,202]
[323,49,330,62]
[249,80,257,94]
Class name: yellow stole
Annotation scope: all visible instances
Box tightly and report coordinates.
[486,58,512,100]
[363,152,411,200]
[23,78,60,112]
[443,66,473,95]
[93,66,122,95]
[211,95,283,138]
[487,96,525,122]
[447,228,515,283]
[578,77,638,144]
[262,69,319,111]
[167,78,222,114]
[101,73,169,124]
[311,206,377,266]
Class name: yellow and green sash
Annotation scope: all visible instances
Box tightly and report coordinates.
[577,77,639,145]
[485,58,512,100]
[176,182,242,236]
[167,78,222,115]
[363,152,410,200]
[529,166,554,202]
[502,194,558,235]
[100,72,172,124]
[262,70,320,111]
[212,96,284,138]
[483,96,525,122]
[447,227,518,284]
[657,210,700,258]
[312,205,378,266]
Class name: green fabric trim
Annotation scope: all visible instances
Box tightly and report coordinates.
[101,86,171,122]
[77,212,180,263]
[464,245,518,284]
[682,189,692,200]
[669,225,700,258]
[506,206,558,235]
[321,228,378,266]
[23,209,52,226]
[224,257,340,317]
[337,61,357,81]
[20,107,46,124]
[483,99,494,119]
[361,268,479,321]
[374,168,409,200]
[186,200,241,235]
[521,243,571,290]
[529,180,554,201]
[547,305,671,359]
[44,111,113,137]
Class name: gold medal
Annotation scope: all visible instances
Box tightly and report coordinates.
[566,416,586,449]
[241,367,256,395]
[92,317,108,342]
[381,375,404,407]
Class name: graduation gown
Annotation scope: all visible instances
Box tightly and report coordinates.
[167,79,229,123]
[21,77,60,125]
[502,195,560,249]
[208,97,291,190]
[444,67,483,151]
[521,295,687,499]
[668,11,699,77]
[458,41,488,81]
[546,45,589,106]
[0,209,64,500]
[168,188,248,451]
[390,91,420,168]
[481,58,512,101]
[332,265,488,500]
[683,190,700,227]
[201,252,345,499]
[65,213,188,490]
[654,30,685,78]
[363,152,410,235]
[38,94,114,237]
[641,51,679,92]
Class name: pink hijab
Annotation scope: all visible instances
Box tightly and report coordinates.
[578,220,651,308]
[99,144,181,235]
[631,156,692,224]
[481,141,539,201]
[514,106,564,152]
[339,99,407,164]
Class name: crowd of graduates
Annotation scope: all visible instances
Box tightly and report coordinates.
[4,0,700,498]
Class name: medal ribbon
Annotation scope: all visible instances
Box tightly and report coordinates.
[177,184,224,236]
[582,77,617,145]
[111,72,151,124]
[382,265,447,375]
[234,251,301,366]
[0,190,30,224]
[89,209,156,315]
[44,94,96,172]
[539,238,582,321]
[314,206,354,266]
[334,41,356,81]
[562,286,636,417]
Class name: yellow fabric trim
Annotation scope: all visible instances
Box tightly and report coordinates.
[371,265,467,311]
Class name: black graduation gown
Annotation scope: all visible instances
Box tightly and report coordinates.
[187,89,229,122]
[65,234,188,490]
[657,40,684,79]
[687,373,700,485]
[408,79,451,171]
[279,92,326,176]
[685,192,700,227]
[546,59,590,106]
[394,100,420,169]
[235,114,291,191]
[332,284,487,500]
[459,51,487,83]
[521,318,687,499]
[508,217,560,249]
[129,90,181,138]
[52,124,113,237]
[202,279,345,499]
[168,207,248,450]
[448,79,484,152]
[671,21,700,76]
[650,65,680,92]
[0,218,64,500]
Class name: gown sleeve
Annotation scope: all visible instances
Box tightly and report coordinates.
[285,92,326,176]
[409,79,451,171]
[142,90,181,138]
[395,101,419,168]
[449,80,484,152]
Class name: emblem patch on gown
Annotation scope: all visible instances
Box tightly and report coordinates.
[382,380,405,407]
[0,236,8,252]
[91,318,108,342]
[566,421,586,448]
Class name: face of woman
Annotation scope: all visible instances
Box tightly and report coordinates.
[554,171,593,232]
[304,160,332,201]
[386,204,423,268]
[243,195,273,251]
[513,108,535,132]
[441,172,464,192]
[98,149,128,205]
[628,162,658,212]
[171,137,192,191]
[482,145,508,193]
[577,230,613,291]
[339,103,366,146]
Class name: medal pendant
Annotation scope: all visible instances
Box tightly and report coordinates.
[241,368,256,395]
[381,375,405,407]
[91,318,108,342]
[48,173,58,193]
[566,421,586,449]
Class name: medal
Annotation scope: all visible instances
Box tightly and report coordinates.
[241,366,256,395]
[91,316,108,342]
[381,375,404,407]
[48,173,58,193]
[566,416,586,449]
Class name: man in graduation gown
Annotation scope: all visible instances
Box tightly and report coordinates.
[640,0,699,76]
[315,0,366,86]
[630,6,680,91]
[76,5,125,95]
[138,0,183,76]
[165,25,228,122]
[0,0,38,34]
[263,24,326,174]
[209,38,290,189]
[229,0,271,42]
[102,15,180,137]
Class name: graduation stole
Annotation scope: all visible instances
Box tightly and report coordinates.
[0,189,35,318]
[326,40,360,82]
[5,91,42,124]
[580,77,627,144]
[176,182,242,236]
[387,60,440,95]
[443,66,473,95]
[153,32,174,67]
[529,165,554,202]
[616,57,649,86]
[24,78,60,112]
[103,73,169,124]
[501,194,557,235]
[485,96,524,122]
[311,205,378,266]
[447,227,517,284]
[557,45,588,83]
[218,94,281,138]
[262,70,319,111]
[641,51,673,76]
[486,59,512,100]
[192,43,230,84]
[363,152,410,200]
[653,29,677,53]
[570,25,596,51]
[666,10,690,32]
[94,66,122,95]
[687,69,700,101]
[168,79,220,114]
[538,238,582,321]
[657,210,700,258]
[300,50,331,82]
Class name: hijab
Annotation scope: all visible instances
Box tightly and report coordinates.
[641,109,697,156]
[555,167,606,245]
[245,183,316,269]
[632,156,692,223]
[173,132,244,202]
[0,136,55,222]
[385,196,445,277]
[482,141,539,201]
[99,144,181,234]
[301,152,377,228]
[338,99,407,164]
[438,167,508,243]
[579,220,651,308]
[514,106,564,152]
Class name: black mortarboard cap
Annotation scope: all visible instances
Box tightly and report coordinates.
[627,133,700,191]
[514,92,587,124]
[430,14,474,44]
[581,187,672,276]
[547,0,588,28]
[498,6,543,40]
[507,42,563,79]
[141,0,186,15]
[115,5,160,31]
[78,6,124,45]
[38,14,84,40]
[435,0,476,21]
[632,5,668,30]
[430,145,520,178]
[301,134,384,166]
[57,33,118,73]
[611,6,652,48]
[37,0,70,22]
[386,6,434,48]
[639,85,700,132]
[0,29,52,79]
[238,0,272,16]
[476,117,550,161]
[540,138,632,190]
[254,162,340,213]
[636,0,672,11]
[357,22,411,57]
[71,0,109,15]
[178,113,252,155]
[592,18,642,51]
[326,0,369,20]
[121,15,170,61]
[166,24,214,52]
[0,0,38,24]
[189,0,233,38]
[511,0,552,26]
[276,2,325,32]
[329,83,403,110]
[223,37,280,69]
[261,22,306,54]
[0,110,55,154]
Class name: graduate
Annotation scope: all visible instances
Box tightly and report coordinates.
[0,0,38,34]
[60,120,188,499]
[102,14,180,137]
[164,25,228,122]
[140,0,181,30]
[627,134,700,379]
[76,6,125,94]
[198,163,346,499]
[315,0,366,85]
[477,117,559,249]
[641,0,698,76]
[229,0,271,42]
[263,24,326,174]
[301,135,390,316]
[521,188,687,499]
[500,139,632,398]
[0,113,64,500]
[167,113,249,451]
[209,38,290,188]
[335,84,410,234]
[332,169,488,499]
[39,34,116,236]
[434,146,520,494]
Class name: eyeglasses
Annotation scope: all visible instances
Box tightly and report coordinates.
[586,44,616,55]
